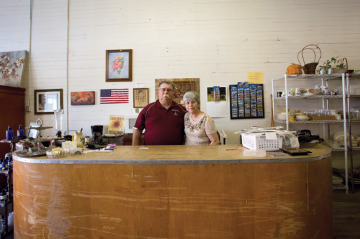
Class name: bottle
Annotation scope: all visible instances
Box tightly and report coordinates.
[6,125,13,141]
[17,124,24,138]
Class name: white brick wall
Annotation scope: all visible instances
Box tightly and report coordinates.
[1,0,360,144]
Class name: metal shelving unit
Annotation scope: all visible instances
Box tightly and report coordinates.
[345,72,360,192]
[272,73,349,192]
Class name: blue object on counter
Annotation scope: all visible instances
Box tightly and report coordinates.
[6,125,13,141]
[17,124,24,138]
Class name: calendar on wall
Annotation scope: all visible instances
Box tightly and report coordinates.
[229,83,264,119]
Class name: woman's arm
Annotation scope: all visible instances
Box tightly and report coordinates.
[208,132,220,145]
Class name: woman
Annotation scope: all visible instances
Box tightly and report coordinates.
[183,91,220,145]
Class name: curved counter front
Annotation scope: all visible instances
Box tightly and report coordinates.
[13,144,332,239]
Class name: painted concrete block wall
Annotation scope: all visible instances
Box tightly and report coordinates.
[1,0,360,144]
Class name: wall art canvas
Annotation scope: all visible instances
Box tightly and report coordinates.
[155,78,200,105]
[71,91,95,105]
[0,50,27,87]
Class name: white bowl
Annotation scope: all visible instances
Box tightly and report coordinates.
[296,115,309,121]
[277,113,287,121]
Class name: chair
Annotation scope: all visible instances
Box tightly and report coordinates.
[217,129,227,145]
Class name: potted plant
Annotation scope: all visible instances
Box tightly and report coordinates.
[319,61,332,74]
[321,57,348,74]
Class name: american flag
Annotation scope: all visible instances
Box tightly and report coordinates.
[100,89,129,104]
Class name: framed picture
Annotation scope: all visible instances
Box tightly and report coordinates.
[71,91,95,105]
[106,49,132,82]
[155,78,200,105]
[34,89,63,115]
[133,88,149,108]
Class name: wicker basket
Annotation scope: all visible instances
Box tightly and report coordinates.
[297,44,322,74]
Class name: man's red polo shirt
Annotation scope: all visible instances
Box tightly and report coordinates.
[134,100,187,145]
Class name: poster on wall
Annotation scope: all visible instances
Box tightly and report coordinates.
[206,86,227,118]
[207,87,226,102]
[71,91,95,105]
[108,115,125,135]
[155,78,200,105]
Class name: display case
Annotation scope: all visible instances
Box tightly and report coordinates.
[272,73,350,192]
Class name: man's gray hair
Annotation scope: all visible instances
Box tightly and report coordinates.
[183,91,200,104]
[158,80,175,90]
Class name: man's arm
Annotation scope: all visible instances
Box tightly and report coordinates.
[132,128,142,145]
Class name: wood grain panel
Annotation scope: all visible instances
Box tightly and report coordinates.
[14,157,332,238]
[0,86,25,159]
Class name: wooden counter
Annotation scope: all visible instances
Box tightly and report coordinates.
[13,144,333,239]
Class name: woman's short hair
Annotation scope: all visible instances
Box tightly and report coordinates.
[183,91,200,104]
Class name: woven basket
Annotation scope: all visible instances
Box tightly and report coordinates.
[297,44,322,74]
[332,57,348,73]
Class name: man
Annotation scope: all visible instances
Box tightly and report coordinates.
[132,81,187,145]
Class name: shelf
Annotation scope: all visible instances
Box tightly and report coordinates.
[331,147,360,152]
[275,95,343,100]
[273,73,345,81]
[332,184,347,190]
[275,120,344,124]
[272,72,360,193]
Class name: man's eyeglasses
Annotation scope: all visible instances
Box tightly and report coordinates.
[159,88,173,92]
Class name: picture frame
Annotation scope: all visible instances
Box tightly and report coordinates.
[106,49,132,82]
[34,89,63,115]
[71,91,95,105]
[133,88,149,108]
[155,78,200,105]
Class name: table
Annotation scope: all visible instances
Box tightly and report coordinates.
[13,144,333,239]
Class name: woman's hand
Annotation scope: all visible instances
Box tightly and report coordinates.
[208,132,220,145]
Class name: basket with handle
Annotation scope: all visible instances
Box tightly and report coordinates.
[297,44,322,74]
[332,57,348,73]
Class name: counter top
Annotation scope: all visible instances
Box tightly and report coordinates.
[14,144,331,165]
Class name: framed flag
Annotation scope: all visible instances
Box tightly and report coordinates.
[100,89,129,104]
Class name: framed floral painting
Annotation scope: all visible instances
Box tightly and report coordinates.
[106,49,132,82]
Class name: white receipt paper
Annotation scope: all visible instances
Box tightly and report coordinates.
[265,132,277,140]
